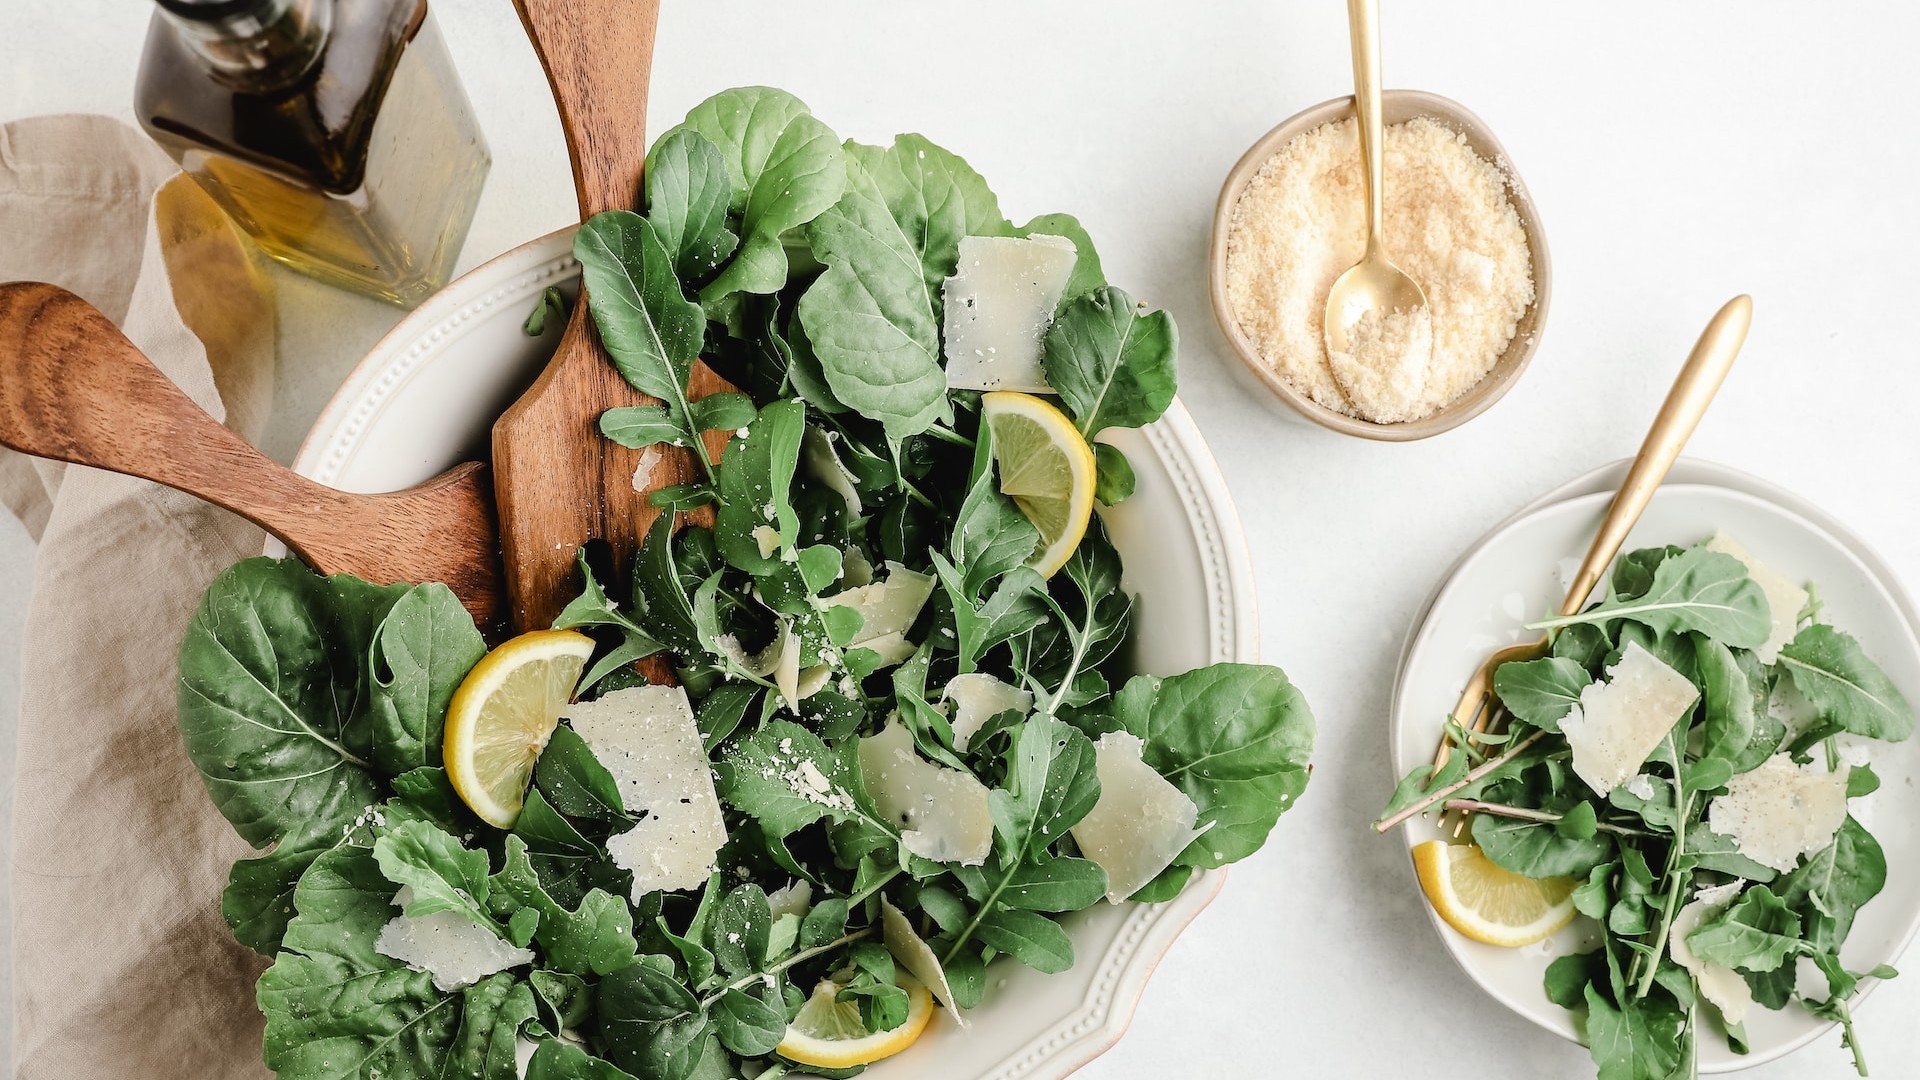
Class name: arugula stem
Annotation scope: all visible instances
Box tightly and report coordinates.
[1371,731,1549,833]
[697,928,875,1008]
[1440,799,1656,839]
[1835,997,1869,1076]
[1632,792,1694,999]
[925,422,976,449]
[940,865,1018,968]
[847,866,902,907]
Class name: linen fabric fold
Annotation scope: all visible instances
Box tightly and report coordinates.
[0,113,276,1080]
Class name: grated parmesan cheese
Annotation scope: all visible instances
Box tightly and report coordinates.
[941,234,1078,393]
[941,672,1033,752]
[856,719,992,865]
[1559,642,1697,796]
[1223,117,1533,423]
[1669,881,1753,1025]
[1070,731,1207,903]
[1708,754,1850,873]
[564,686,728,899]
[374,888,534,992]
[1705,533,1809,664]
[1326,305,1436,424]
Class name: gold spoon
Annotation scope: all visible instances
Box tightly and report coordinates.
[1322,0,1428,367]
[1373,295,1755,837]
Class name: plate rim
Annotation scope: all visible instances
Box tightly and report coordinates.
[286,227,1262,1080]
[1388,475,1920,1072]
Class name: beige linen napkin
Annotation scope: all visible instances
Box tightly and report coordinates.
[0,114,276,1079]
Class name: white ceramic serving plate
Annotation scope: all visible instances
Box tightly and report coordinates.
[1390,479,1920,1072]
[290,229,1259,1079]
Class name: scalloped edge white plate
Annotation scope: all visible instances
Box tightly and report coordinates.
[287,228,1261,1079]
[1390,472,1920,1073]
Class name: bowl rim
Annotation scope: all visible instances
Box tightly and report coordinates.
[287,226,1266,1080]
[1206,88,1553,442]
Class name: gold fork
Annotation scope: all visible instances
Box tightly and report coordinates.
[1377,295,1754,838]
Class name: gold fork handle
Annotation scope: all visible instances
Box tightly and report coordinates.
[1558,295,1753,617]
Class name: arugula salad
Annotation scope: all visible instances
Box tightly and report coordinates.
[176,86,1315,1080]
[1378,536,1914,1079]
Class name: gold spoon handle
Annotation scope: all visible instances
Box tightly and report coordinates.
[1346,0,1386,257]
[1558,295,1753,616]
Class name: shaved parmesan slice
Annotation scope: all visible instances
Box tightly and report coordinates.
[767,879,813,921]
[942,672,1033,751]
[1706,533,1810,663]
[1071,732,1206,903]
[1559,642,1698,796]
[802,427,862,515]
[1669,881,1753,1025]
[796,664,833,701]
[771,619,801,710]
[880,896,967,1023]
[375,889,534,992]
[857,720,992,865]
[630,447,664,493]
[850,632,917,667]
[565,686,728,899]
[753,525,783,560]
[826,562,934,644]
[1708,754,1850,873]
[942,234,1078,393]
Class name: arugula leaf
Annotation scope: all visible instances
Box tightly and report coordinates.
[796,152,951,440]
[1686,885,1803,972]
[712,721,870,838]
[373,820,496,928]
[714,399,806,574]
[671,87,847,306]
[534,724,633,824]
[489,837,637,977]
[1472,808,1614,878]
[1017,212,1106,302]
[257,843,464,1078]
[1492,656,1591,732]
[1777,624,1917,741]
[523,286,566,336]
[712,985,785,1057]
[598,960,710,1080]
[953,427,1041,598]
[1129,665,1315,867]
[1530,548,1772,649]
[1779,816,1886,953]
[574,211,705,426]
[1041,286,1177,436]
[644,128,738,283]
[972,909,1073,973]
[987,715,1099,864]
[845,134,1009,300]
[525,1040,641,1080]
[1092,443,1136,505]
[367,583,486,773]
[707,884,773,977]
[1581,985,1685,1080]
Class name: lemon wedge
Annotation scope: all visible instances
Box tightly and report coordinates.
[442,629,595,828]
[776,977,935,1070]
[981,391,1096,577]
[1412,840,1576,947]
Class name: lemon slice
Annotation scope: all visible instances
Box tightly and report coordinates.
[443,629,595,828]
[1412,840,1576,947]
[981,391,1096,577]
[776,977,935,1070]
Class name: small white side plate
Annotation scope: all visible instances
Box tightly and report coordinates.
[1390,482,1920,1072]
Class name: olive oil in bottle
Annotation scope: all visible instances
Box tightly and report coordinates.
[136,0,490,307]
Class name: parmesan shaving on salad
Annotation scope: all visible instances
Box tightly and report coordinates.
[941,234,1078,393]
[857,719,993,865]
[1071,731,1207,903]
[1707,754,1850,873]
[1559,642,1698,797]
[374,888,535,993]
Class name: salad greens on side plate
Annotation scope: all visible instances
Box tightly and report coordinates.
[177,86,1315,1080]
[1379,534,1914,1080]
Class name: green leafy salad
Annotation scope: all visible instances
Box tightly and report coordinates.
[1379,535,1915,1079]
[176,86,1315,1080]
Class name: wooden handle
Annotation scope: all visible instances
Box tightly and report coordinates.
[0,282,509,633]
[514,0,661,218]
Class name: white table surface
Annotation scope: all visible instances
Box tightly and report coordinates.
[4,2,1919,1077]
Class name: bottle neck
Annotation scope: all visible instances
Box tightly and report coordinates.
[157,0,333,91]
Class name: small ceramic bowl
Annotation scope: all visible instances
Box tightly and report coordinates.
[1208,90,1552,441]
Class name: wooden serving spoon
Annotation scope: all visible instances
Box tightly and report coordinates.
[0,280,508,633]
[497,0,735,668]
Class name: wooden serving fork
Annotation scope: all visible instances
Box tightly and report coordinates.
[1375,295,1753,837]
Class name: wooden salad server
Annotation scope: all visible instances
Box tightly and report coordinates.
[0,281,508,631]
[497,0,735,655]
